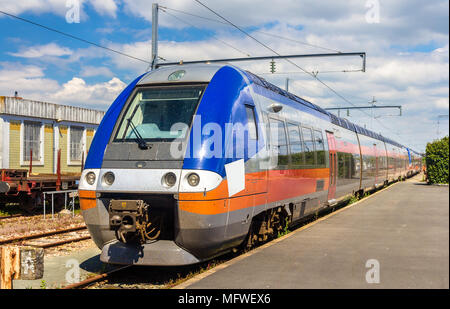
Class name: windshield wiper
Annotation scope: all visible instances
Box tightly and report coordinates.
[127,118,149,150]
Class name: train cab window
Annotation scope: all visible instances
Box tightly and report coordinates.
[245,105,258,140]
[313,130,326,166]
[114,85,205,142]
[301,127,315,165]
[269,118,289,166]
[287,123,304,165]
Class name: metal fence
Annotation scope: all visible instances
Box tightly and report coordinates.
[43,190,78,219]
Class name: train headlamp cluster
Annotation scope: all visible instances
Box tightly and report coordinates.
[103,172,115,186]
[85,172,96,185]
[163,172,177,187]
[187,173,200,187]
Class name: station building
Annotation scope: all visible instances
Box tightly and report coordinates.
[0,96,105,175]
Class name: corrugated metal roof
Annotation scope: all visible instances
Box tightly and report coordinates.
[0,96,105,124]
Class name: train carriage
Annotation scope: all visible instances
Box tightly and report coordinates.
[79,64,421,266]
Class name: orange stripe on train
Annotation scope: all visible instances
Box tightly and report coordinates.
[179,168,329,215]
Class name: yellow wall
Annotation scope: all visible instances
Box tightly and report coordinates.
[9,121,21,169]
[8,121,94,175]
[86,129,94,157]
[9,121,53,174]
[59,125,82,174]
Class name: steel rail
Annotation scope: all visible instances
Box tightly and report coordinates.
[0,214,22,220]
[27,235,91,249]
[0,225,87,245]
[62,265,133,289]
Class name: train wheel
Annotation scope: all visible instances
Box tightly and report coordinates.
[18,194,37,214]
[238,207,290,253]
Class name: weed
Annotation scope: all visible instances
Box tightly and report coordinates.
[348,195,358,204]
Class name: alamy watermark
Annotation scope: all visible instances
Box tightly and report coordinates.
[65,258,81,284]
[365,0,381,24]
[66,0,81,24]
[365,259,380,284]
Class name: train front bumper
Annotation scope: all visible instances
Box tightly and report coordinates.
[100,240,201,266]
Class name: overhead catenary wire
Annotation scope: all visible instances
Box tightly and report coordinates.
[193,1,361,108]
[0,9,158,65]
[160,5,342,53]
[257,69,363,75]
[160,8,251,57]
[192,0,406,144]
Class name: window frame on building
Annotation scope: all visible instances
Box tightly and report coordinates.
[20,120,45,166]
[67,125,86,166]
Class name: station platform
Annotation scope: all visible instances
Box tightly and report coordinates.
[177,176,449,289]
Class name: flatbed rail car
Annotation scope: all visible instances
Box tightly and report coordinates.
[0,169,80,211]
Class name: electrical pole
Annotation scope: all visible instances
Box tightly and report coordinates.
[369,96,376,130]
[285,78,289,92]
[151,3,159,71]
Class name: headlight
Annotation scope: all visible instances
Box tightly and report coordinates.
[187,173,200,187]
[163,172,177,187]
[103,172,115,186]
[85,172,96,185]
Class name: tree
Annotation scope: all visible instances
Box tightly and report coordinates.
[425,136,449,184]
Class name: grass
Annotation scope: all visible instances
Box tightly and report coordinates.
[0,203,23,217]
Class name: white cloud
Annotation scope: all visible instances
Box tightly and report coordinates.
[0,0,71,16]
[0,62,60,97]
[80,66,115,78]
[0,62,126,108]
[48,76,126,107]
[9,43,73,58]
[0,0,119,20]
[89,0,119,18]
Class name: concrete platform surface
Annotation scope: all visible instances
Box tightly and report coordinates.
[13,247,102,289]
[181,178,449,289]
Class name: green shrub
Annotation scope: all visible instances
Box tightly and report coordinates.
[425,136,449,184]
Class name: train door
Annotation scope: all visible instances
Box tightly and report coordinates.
[326,131,337,202]
[244,105,268,195]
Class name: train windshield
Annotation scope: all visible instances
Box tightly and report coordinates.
[114,85,205,142]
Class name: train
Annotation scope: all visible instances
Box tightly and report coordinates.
[79,63,422,266]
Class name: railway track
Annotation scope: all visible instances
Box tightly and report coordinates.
[0,214,23,220]
[0,225,88,246]
[63,265,133,289]
[61,178,413,290]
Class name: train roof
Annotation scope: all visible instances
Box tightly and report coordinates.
[138,63,224,85]
[138,63,406,150]
[244,70,406,149]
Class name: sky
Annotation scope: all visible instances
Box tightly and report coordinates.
[0,0,448,152]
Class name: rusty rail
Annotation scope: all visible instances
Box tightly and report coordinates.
[0,214,22,220]
[62,265,133,289]
[0,225,87,245]
[28,235,91,249]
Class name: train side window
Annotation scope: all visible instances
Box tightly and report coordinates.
[245,105,258,140]
[313,130,326,166]
[287,123,304,166]
[269,118,289,166]
[301,127,315,165]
